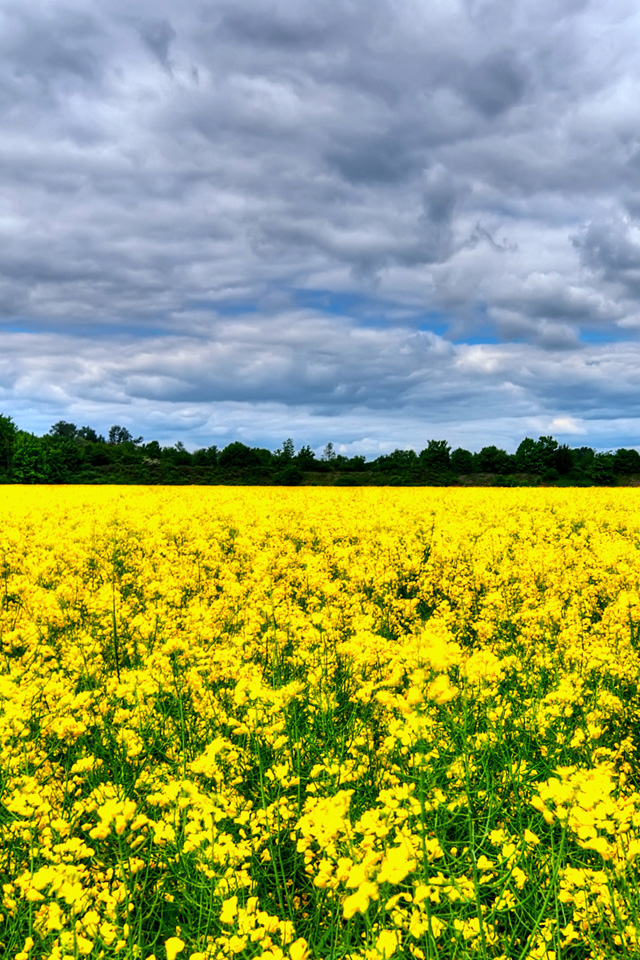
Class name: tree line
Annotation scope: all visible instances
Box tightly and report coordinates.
[0,414,638,486]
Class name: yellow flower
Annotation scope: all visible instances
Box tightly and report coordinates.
[165,937,185,960]
[75,935,94,956]
[427,674,457,704]
[220,896,239,925]
[377,843,417,885]
[228,935,248,953]
[289,939,309,960]
[343,881,379,919]
[375,930,400,959]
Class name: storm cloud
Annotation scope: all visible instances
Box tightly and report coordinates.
[2,0,640,452]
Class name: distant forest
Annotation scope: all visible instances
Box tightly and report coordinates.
[1,414,639,486]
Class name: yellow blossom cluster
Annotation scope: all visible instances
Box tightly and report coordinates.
[1,486,640,959]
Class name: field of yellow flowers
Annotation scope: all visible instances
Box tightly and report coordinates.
[2,487,640,960]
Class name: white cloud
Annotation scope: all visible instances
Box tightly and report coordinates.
[549,416,587,436]
[2,0,640,449]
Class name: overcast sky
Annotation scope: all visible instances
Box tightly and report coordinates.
[2,0,640,454]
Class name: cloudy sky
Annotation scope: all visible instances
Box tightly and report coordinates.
[2,0,640,454]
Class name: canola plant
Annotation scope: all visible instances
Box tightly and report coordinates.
[1,487,640,960]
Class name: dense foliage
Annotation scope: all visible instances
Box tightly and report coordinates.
[2,487,640,959]
[0,416,639,486]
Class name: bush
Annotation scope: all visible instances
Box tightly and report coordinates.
[273,464,304,486]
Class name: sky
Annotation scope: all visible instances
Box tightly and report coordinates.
[2,0,640,455]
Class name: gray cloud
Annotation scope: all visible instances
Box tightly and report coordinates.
[574,214,640,295]
[3,321,640,451]
[137,18,176,72]
[2,0,640,449]
[0,4,104,94]
[461,50,528,117]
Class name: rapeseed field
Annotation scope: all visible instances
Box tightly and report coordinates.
[2,487,640,960]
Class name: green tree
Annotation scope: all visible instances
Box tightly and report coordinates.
[254,448,275,466]
[219,442,262,469]
[573,447,595,473]
[589,453,616,485]
[515,436,558,474]
[274,438,295,463]
[167,441,192,466]
[142,440,162,459]
[419,439,451,472]
[77,425,104,443]
[554,444,574,476]
[49,421,78,439]
[476,446,513,474]
[613,448,640,475]
[376,449,419,472]
[450,448,474,474]
[344,455,366,472]
[12,433,51,483]
[108,425,142,445]
[322,442,336,462]
[0,414,17,475]
[296,445,316,469]
[42,436,81,481]
[109,425,132,444]
[192,445,219,467]
[81,442,112,468]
